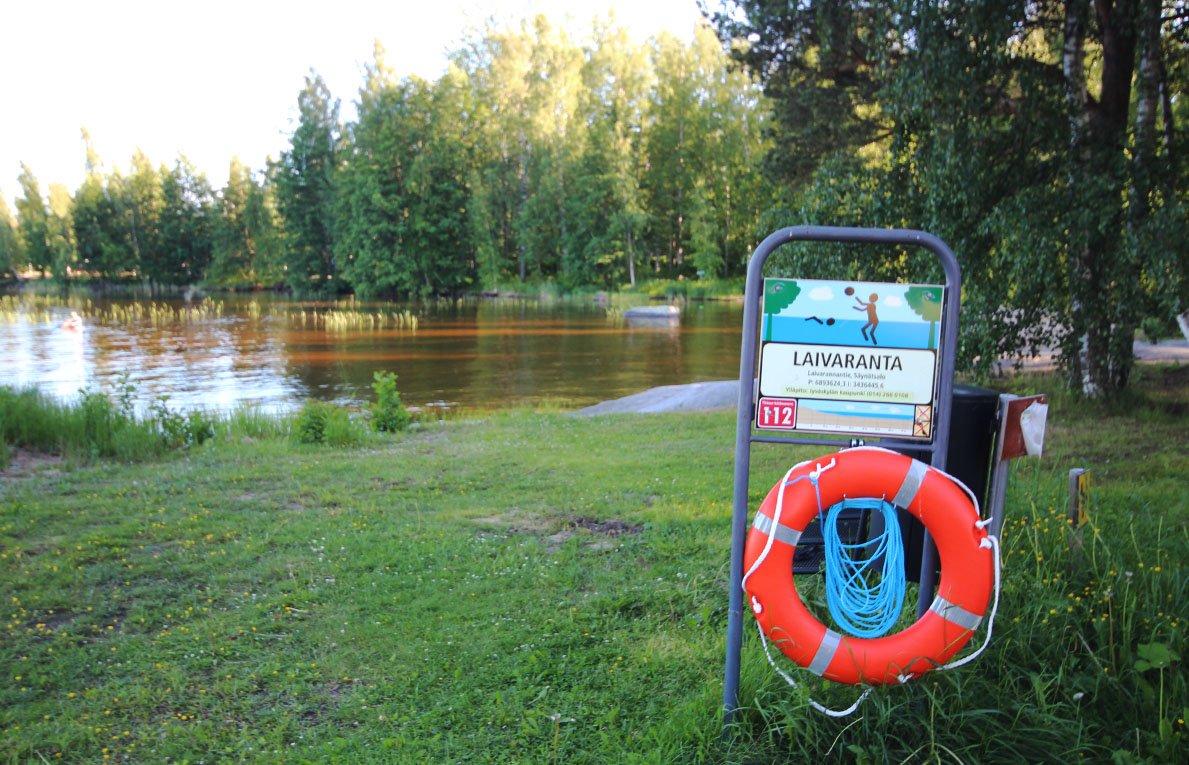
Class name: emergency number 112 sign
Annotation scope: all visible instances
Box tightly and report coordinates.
[757,397,798,430]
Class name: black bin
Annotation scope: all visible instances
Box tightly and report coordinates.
[793,384,1000,577]
[899,384,1000,581]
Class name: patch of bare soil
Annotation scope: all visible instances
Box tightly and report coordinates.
[471,512,643,551]
[470,511,553,535]
[1,448,64,479]
[569,516,644,536]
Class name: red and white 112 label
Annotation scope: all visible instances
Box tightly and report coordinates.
[756,397,797,430]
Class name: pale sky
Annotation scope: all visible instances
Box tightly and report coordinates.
[1,0,708,208]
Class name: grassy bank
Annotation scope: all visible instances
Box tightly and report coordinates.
[1,368,1186,763]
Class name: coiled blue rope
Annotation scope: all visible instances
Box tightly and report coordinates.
[821,498,906,638]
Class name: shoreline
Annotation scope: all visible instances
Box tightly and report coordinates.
[574,340,1189,415]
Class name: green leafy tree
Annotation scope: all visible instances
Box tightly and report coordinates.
[0,193,22,278]
[336,56,476,298]
[73,172,125,278]
[275,73,341,295]
[645,31,705,276]
[405,67,479,294]
[115,150,166,280]
[153,156,214,286]
[644,24,771,279]
[568,16,652,287]
[46,184,76,282]
[456,17,571,285]
[687,180,722,278]
[335,47,421,298]
[243,167,285,286]
[370,370,410,432]
[210,157,279,286]
[706,1,890,187]
[15,165,52,278]
[451,28,524,289]
[209,157,254,285]
[72,130,125,278]
[467,170,501,288]
[682,22,774,279]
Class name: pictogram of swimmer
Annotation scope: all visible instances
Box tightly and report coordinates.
[853,292,879,345]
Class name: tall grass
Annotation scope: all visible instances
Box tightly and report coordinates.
[296,308,419,331]
[0,293,419,332]
[0,387,162,462]
[0,294,224,325]
[0,294,94,324]
[219,402,291,442]
[0,386,279,463]
[95,298,223,325]
[0,372,419,464]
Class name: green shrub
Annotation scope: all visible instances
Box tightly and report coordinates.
[150,396,217,449]
[370,371,410,433]
[186,410,217,446]
[151,396,188,449]
[323,407,366,447]
[296,400,366,446]
[296,401,332,444]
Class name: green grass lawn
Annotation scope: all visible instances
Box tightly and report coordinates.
[1,368,1186,763]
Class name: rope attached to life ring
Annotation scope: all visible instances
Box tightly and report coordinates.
[821,498,906,639]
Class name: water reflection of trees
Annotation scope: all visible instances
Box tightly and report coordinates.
[0,299,743,412]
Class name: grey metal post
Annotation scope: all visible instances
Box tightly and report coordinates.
[723,226,962,725]
[986,394,1017,541]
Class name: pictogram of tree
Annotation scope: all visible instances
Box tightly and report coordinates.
[905,286,942,349]
[763,280,800,340]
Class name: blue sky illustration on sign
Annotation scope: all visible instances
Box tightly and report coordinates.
[762,279,943,350]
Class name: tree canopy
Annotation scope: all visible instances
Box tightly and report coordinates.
[3,16,773,300]
[707,0,1187,394]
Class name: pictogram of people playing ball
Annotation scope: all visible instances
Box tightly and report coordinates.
[848,286,880,345]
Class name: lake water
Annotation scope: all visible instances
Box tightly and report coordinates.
[0,296,745,413]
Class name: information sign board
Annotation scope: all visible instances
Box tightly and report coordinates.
[757,278,944,440]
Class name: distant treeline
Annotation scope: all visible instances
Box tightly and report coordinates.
[0,19,773,297]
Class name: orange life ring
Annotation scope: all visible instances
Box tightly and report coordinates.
[743,447,993,686]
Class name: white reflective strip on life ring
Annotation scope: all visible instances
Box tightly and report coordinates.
[929,596,983,631]
[807,628,843,676]
[753,513,803,547]
[891,459,929,509]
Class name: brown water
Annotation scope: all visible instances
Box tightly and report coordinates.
[0,297,744,413]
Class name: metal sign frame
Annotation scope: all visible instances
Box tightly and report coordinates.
[722,226,962,723]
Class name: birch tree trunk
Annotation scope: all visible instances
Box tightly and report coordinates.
[1063,0,1096,395]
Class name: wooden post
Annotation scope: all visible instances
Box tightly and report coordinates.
[1067,468,1089,572]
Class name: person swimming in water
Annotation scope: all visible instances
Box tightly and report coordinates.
[853,293,879,345]
[60,311,84,332]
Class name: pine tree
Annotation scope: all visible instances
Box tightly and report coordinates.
[275,73,341,295]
